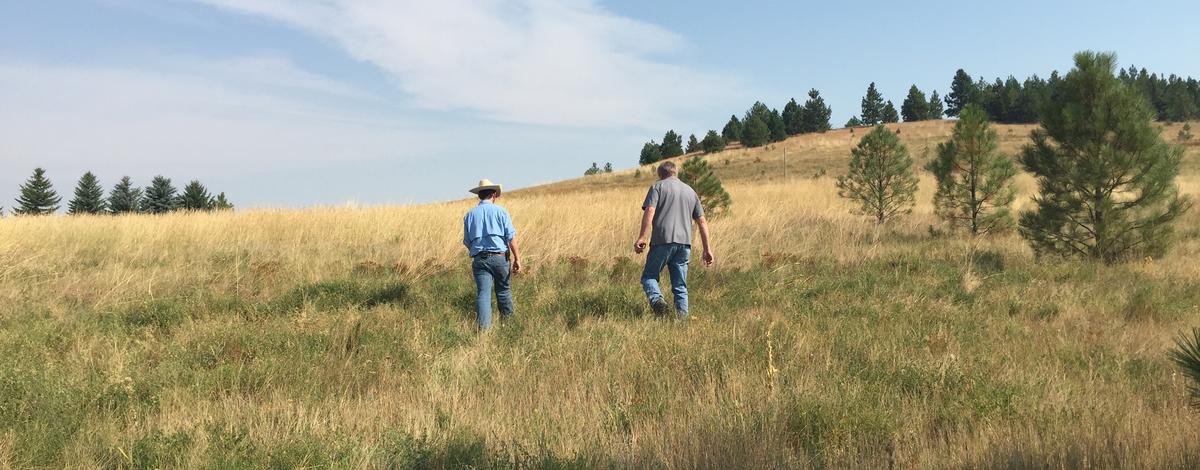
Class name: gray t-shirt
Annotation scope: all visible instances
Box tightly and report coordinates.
[642,177,704,246]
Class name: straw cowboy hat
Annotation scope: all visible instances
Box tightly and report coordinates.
[469,179,502,196]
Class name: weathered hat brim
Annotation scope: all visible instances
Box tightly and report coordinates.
[469,185,502,195]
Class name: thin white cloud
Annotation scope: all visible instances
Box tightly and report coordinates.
[192,0,734,129]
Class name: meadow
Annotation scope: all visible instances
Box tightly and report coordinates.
[1,121,1199,468]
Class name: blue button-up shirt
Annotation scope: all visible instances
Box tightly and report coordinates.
[463,200,517,257]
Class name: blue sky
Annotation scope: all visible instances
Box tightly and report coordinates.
[2,0,1198,208]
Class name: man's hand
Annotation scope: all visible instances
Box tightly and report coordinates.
[634,238,647,254]
[702,250,714,267]
[511,258,522,274]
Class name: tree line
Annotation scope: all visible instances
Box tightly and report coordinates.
[837,51,1191,264]
[4,168,233,216]
[638,89,834,165]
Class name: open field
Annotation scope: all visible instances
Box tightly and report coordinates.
[2,120,1200,468]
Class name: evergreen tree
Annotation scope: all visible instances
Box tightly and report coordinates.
[701,130,726,153]
[179,180,213,211]
[584,163,601,176]
[946,69,977,117]
[1180,123,1193,142]
[782,98,803,135]
[860,82,886,125]
[845,116,863,128]
[901,85,930,122]
[721,115,742,142]
[743,101,774,127]
[660,130,684,158]
[679,156,732,217]
[604,162,613,173]
[836,125,919,223]
[639,141,663,165]
[142,175,179,214]
[799,88,833,133]
[212,192,234,211]
[927,104,1017,235]
[768,108,787,142]
[740,115,770,148]
[928,90,945,119]
[67,171,107,215]
[1019,51,1192,263]
[13,167,61,215]
[108,176,142,214]
[882,101,900,123]
[685,134,700,154]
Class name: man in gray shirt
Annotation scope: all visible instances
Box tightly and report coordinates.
[634,161,715,318]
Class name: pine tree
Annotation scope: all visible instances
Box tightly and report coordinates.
[882,101,900,123]
[836,125,919,223]
[740,115,770,148]
[947,69,977,117]
[212,192,234,211]
[800,89,833,133]
[701,130,726,153]
[1019,51,1192,263]
[108,176,142,214]
[1170,327,1200,409]
[845,116,863,128]
[142,175,179,214]
[679,156,732,217]
[782,98,802,135]
[660,130,684,158]
[13,168,61,215]
[768,108,787,142]
[584,163,601,176]
[928,90,945,119]
[685,134,700,153]
[743,101,773,127]
[901,85,930,122]
[860,82,886,125]
[927,104,1016,235]
[1179,123,1193,142]
[67,171,107,215]
[639,141,663,165]
[604,162,613,173]
[179,180,213,211]
[722,115,742,142]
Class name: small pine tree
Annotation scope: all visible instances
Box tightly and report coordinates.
[67,171,107,215]
[740,115,770,148]
[584,162,601,176]
[927,104,1017,235]
[108,176,142,214]
[928,90,945,120]
[1179,123,1193,142]
[882,101,900,123]
[901,85,930,122]
[836,125,919,223]
[685,134,700,153]
[722,115,742,142]
[701,130,726,153]
[179,180,213,211]
[13,167,61,215]
[211,192,234,211]
[947,69,977,117]
[142,175,179,214]
[679,156,732,217]
[1019,51,1192,263]
[800,88,833,133]
[845,116,863,128]
[604,162,613,173]
[860,82,886,125]
[639,141,664,165]
[660,130,684,158]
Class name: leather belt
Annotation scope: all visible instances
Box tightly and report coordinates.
[475,251,505,257]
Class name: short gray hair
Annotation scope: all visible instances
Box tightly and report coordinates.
[657,161,677,178]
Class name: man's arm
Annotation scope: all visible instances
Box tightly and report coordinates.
[696,215,714,267]
[507,236,522,273]
[634,207,655,254]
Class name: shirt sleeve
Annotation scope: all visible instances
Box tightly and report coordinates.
[463,214,471,247]
[642,185,659,210]
[502,211,517,242]
[692,192,705,219]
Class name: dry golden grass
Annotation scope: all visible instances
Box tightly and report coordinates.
[1,120,1199,468]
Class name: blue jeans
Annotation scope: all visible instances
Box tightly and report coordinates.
[472,255,513,329]
[641,243,690,317]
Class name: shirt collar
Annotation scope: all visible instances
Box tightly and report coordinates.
[478,200,494,205]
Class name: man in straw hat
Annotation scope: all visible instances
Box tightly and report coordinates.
[634,161,714,319]
[463,179,522,329]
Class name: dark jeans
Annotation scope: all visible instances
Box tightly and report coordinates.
[472,255,513,329]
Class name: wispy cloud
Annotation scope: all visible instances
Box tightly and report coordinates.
[192,0,734,129]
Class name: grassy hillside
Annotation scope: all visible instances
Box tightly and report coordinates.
[1,121,1199,468]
